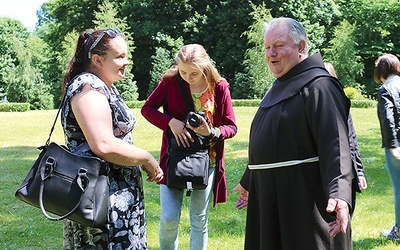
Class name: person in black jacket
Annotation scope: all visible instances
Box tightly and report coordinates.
[375,53,400,241]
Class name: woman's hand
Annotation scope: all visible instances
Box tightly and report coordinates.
[169,118,193,147]
[186,116,211,137]
[141,158,163,182]
[390,147,400,161]
[358,176,368,190]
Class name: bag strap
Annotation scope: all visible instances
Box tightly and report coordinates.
[177,74,194,112]
[44,89,68,147]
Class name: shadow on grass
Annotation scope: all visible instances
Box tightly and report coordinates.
[0,146,63,247]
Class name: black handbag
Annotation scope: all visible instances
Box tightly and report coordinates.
[167,148,209,194]
[166,75,210,196]
[15,93,109,228]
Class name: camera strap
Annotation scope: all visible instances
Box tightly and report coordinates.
[177,74,195,112]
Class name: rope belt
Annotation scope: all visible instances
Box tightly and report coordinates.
[248,156,319,170]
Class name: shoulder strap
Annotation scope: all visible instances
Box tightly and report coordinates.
[44,91,68,146]
[177,74,194,111]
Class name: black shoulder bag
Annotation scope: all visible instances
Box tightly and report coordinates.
[166,76,210,196]
[15,92,109,228]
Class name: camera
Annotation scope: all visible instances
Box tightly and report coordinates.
[186,111,206,128]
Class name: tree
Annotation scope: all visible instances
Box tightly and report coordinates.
[148,33,183,97]
[31,0,400,102]
[93,1,139,101]
[37,0,101,105]
[120,0,197,98]
[324,20,364,89]
[337,0,400,98]
[0,18,52,109]
[233,3,274,99]
[38,0,139,103]
[38,0,343,100]
[120,0,267,99]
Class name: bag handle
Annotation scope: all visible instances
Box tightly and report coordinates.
[177,74,195,112]
[38,163,90,221]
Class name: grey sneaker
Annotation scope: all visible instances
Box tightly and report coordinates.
[382,226,400,241]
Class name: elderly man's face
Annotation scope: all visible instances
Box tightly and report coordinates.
[264,25,304,78]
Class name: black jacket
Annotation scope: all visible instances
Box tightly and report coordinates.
[377,75,400,149]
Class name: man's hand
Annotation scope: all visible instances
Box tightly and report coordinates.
[326,198,350,237]
[233,184,249,210]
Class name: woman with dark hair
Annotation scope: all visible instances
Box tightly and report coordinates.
[375,53,400,241]
[61,29,163,249]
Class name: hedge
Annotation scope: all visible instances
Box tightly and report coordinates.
[0,99,376,112]
[126,101,145,109]
[350,99,377,108]
[0,103,30,112]
[125,99,262,108]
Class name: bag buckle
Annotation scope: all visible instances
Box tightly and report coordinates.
[77,168,89,191]
[186,182,193,196]
[40,157,55,180]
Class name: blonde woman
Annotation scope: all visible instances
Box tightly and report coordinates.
[141,44,237,249]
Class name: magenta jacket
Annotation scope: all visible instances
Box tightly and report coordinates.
[141,76,237,206]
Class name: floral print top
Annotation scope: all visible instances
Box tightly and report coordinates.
[61,72,135,151]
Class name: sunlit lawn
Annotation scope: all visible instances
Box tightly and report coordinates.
[1,107,399,249]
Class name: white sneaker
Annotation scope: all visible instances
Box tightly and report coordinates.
[382,226,400,241]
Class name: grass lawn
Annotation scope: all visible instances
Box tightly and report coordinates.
[1,107,399,249]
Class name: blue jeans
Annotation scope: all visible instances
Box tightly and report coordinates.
[159,168,215,250]
[385,149,400,227]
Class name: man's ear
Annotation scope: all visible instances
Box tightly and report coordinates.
[299,40,306,53]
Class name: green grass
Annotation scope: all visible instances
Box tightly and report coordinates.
[1,107,399,249]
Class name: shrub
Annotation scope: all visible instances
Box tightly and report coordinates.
[125,101,145,109]
[343,87,377,108]
[125,98,375,110]
[351,99,377,108]
[344,87,360,100]
[0,103,30,112]
[232,99,260,107]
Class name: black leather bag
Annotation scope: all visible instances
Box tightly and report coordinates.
[15,142,109,227]
[15,93,109,228]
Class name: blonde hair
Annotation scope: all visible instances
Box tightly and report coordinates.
[324,62,337,78]
[163,44,225,91]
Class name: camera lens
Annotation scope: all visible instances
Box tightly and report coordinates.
[188,113,202,127]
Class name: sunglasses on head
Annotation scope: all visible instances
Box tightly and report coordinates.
[88,28,121,59]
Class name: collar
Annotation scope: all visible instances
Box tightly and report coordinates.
[260,53,330,108]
